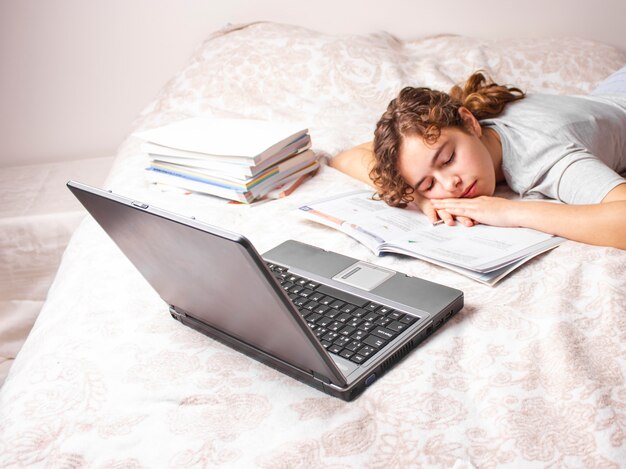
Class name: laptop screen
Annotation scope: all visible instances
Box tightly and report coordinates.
[67,181,345,386]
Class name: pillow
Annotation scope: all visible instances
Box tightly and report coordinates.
[131,22,626,159]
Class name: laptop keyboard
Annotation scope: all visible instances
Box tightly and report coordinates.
[267,263,419,365]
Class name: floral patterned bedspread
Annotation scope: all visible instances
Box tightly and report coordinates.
[1,22,625,468]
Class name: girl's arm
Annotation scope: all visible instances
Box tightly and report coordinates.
[430,183,626,250]
[329,141,376,186]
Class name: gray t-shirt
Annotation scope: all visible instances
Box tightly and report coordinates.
[481,93,626,204]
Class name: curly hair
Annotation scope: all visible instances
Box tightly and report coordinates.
[370,71,525,207]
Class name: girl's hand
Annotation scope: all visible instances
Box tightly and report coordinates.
[413,193,476,227]
[430,196,518,227]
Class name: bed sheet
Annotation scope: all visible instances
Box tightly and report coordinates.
[1,22,625,468]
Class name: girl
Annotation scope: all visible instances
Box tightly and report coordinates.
[330,68,626,250]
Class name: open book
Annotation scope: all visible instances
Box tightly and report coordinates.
[299,191,564,285]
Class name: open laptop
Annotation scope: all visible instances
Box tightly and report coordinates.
[68,181,463,400]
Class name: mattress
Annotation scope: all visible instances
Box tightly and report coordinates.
[1,22,625,467]
[0,156,114,386]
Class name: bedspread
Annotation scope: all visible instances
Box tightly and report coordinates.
[1,22,625,468]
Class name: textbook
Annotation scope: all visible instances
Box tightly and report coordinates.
[299,190,564,285]
[148,145,313,181]
[134,117,309,165]
[147,157,320,204]
[135,117,314,203]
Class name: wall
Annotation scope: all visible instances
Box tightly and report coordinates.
[1,0,625,168]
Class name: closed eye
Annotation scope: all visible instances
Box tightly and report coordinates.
[442,152,455,166]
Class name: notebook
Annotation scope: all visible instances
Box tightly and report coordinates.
[67,181,464,400]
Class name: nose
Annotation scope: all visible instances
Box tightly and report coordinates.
[442,175,462,194]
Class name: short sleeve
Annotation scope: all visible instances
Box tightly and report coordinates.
[538,153,626,204]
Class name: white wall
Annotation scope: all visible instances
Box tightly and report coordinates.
[1,0,625,168]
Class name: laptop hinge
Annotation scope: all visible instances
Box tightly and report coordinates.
[169,306,187,321]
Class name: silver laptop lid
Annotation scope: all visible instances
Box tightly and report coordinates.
[67,181,346,386]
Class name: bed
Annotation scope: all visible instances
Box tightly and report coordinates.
[1,22,625,467]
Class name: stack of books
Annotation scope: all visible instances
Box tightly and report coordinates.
[135,117,318,203]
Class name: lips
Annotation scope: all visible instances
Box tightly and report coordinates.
[461,181,477,198]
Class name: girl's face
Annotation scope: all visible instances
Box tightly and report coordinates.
[397,125,497,200]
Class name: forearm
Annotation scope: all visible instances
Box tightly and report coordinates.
[513,200,626,249]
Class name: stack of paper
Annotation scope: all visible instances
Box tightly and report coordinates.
[135,117,318,203]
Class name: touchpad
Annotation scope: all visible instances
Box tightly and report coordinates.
[332,261,395,291]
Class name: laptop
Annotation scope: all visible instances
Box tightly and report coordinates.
[68,180,464,400]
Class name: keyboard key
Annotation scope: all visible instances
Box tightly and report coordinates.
[310,292,325,302]
[351,308,368,318]
[334,336,351,347]
[386,320,407,333]
[329,300,345,310]
[322,332,339,342]
[351,354,367,364]
[314,305,330,315]
[339,325,356,337]
[359,345,375,357]
[282,281,294,291]
[387,311,404,320]
[319,296,335,306]
[305,312,322,323]
[400,315,419,325]
[340,304,358,314]
[329,344,343,354]
[306,281,319,289]
[317,316,333,327]
[321,340,332,348]
[358,321,375,332]
[363,312,380,322]
[293,297,308,307]
[328,321,343,332]
[303,301,319,311]
[371,327,396,341]
[299,289,314,298]
[347,317,363,328]
[336,313,352,323]
[363,335,387,349]
[345,341,362,352]
[316,285,369,308]
[365,302,381,311]
[374,317,391,327]
[379,306,395,315]
[339,349,355,359]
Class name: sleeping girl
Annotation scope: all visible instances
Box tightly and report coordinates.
[330,67,626,250]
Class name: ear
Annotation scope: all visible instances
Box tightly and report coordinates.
[458,106,482,137]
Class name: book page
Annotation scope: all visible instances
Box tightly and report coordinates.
[135,117,307,157]
[300,191,561,273]
[301,191,431,240]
